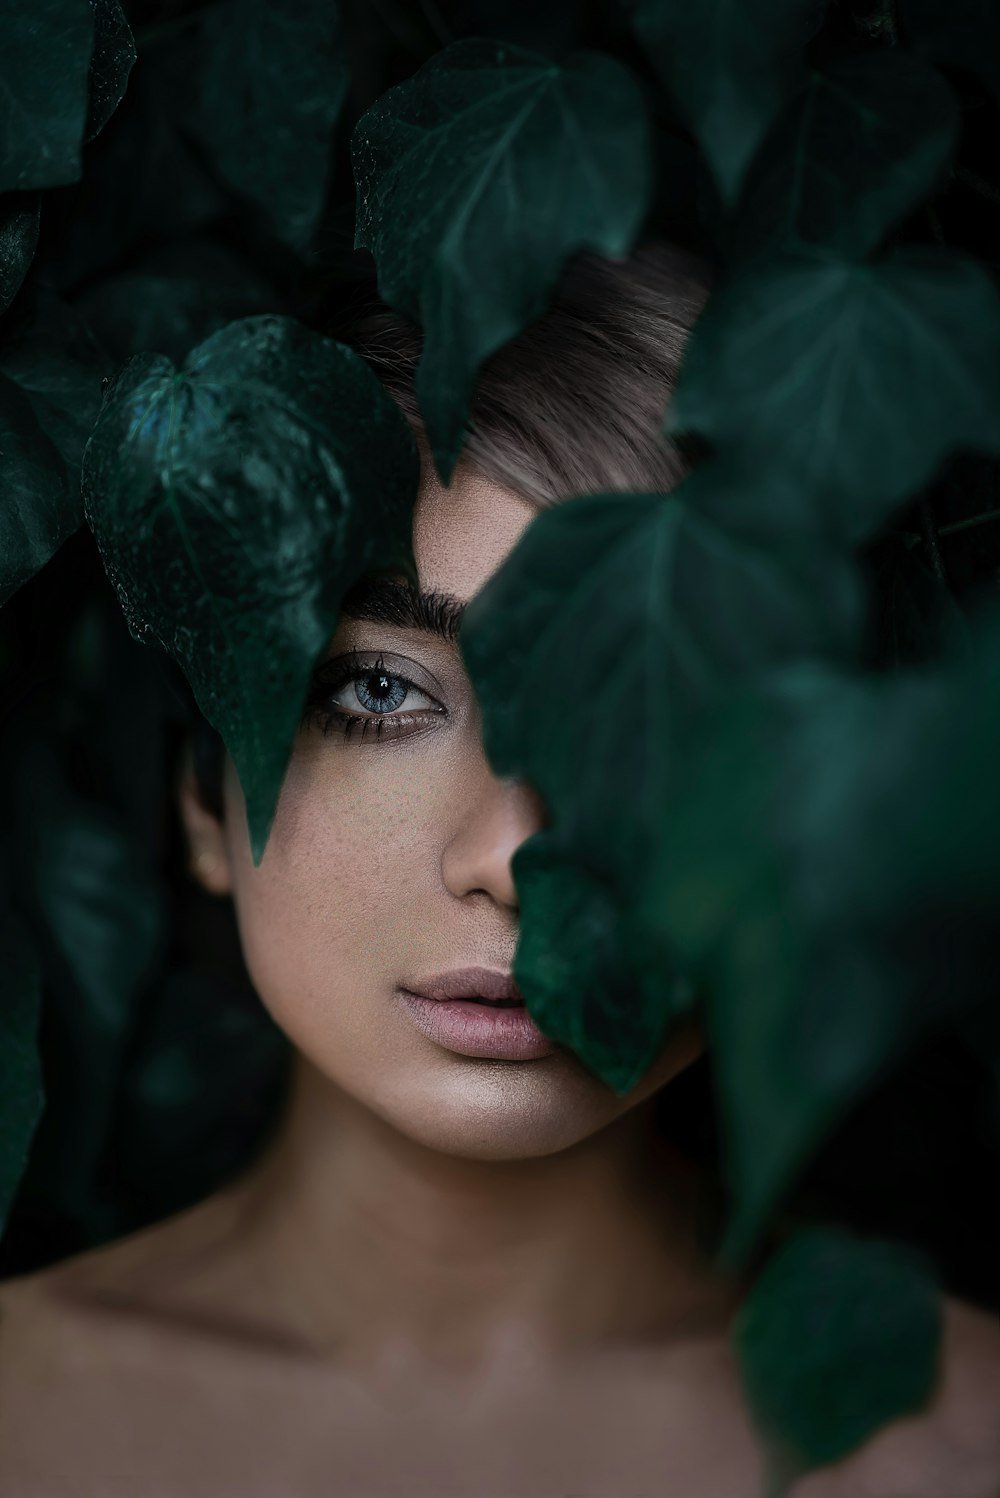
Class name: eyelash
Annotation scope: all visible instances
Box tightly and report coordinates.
[301,648,445,745]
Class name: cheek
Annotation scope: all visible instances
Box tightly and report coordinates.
[222,742,446,1045]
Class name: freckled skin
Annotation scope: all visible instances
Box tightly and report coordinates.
[172,448,738,1374]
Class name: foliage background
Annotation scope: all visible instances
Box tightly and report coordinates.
[2,0,1000,1485]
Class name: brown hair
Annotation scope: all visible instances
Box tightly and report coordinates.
[186,238,715,815]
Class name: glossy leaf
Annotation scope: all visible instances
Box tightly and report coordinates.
[189,0,350,253]
[641,606,1000,1259]
[729,51,960,261]
[0,906,45,1236]
[0,0,95,192]
[353,36,652,484]
[0,286,108,607]
[0,194,41,317]
[629,0,825,207]
[734,1226,942,1470]
[665,247,1000,545]
[81,315,421,865]
[84,0,136,144]
[459,463,861,1091]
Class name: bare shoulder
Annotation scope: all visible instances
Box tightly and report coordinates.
[789,1292,1000,1498]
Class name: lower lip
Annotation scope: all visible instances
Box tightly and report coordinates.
[398,990,559,1060]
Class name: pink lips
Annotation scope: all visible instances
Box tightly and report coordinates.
[398,965,558,1059]
[402,965,524,1004]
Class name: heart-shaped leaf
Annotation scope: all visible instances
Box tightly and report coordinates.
[734,1226,942,1473]
[0,0,95,192]
[353,36,652,485]
[665,247,1000,544]
[188,0,349,254]
[458,463,862,1091]
[629,0,826,208]
[641,604,1000,1259]
[81,314,421,865]
[729,50,960,262]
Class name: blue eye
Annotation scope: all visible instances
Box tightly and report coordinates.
[301,649,445,744]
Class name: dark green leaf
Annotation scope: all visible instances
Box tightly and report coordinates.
[6,734,165,1232]
[641,606,1000,1258]
[81,314,421,865]
[84,0,137,143]
[629,0,826,207]
[0,287,108,606]
[729,51,960,262]
[353,36,652,484]
[734,1226,942,1470]
[0,194,41,317]
[189,0,350,254]
[75,239,278,364]
[0,0,95,192]
[0,905,45,1236]
[459,464,861,1091]
[665,247,1000,545]
[901,0,1000,108]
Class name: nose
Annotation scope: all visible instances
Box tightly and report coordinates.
[440,760,549,912]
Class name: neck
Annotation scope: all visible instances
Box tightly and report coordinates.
[227,1054,743,1377]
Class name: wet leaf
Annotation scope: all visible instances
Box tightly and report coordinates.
[81,314,421,864]
[0,194,41,318]
[85,0,136,143]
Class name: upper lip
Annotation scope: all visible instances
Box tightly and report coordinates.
[402,966,524,1003]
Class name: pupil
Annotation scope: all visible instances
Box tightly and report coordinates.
[358,670,405,713]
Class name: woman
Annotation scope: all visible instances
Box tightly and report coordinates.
[1,242,998,1498]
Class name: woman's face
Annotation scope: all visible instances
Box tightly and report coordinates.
[180,455,704,1160]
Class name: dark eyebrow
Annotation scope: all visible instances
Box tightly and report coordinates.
[337,574,466,645]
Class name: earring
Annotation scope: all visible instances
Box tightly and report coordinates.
[191,846,220,876]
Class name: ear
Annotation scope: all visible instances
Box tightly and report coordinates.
[177,740,234,897]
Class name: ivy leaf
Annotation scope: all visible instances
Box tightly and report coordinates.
[0,194,41,318]
[84,0,137,144]
[665,247,1000,545]
[0,0,95,192]
[188,0,350,254]
[729,51,960,262]
[353,36,652,485]
[0,905,45,1237]
[734,1226,943,1472]
[901,0,1000,109]
[81,315,421,866]
[6,733,166,1236]
[459,463,861,1092]
[76,239,278,365]
[0,286,108,607]
[641,609,1000,1259]
[629,0,826,208]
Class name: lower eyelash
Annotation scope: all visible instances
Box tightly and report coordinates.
[301,654,441,743]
